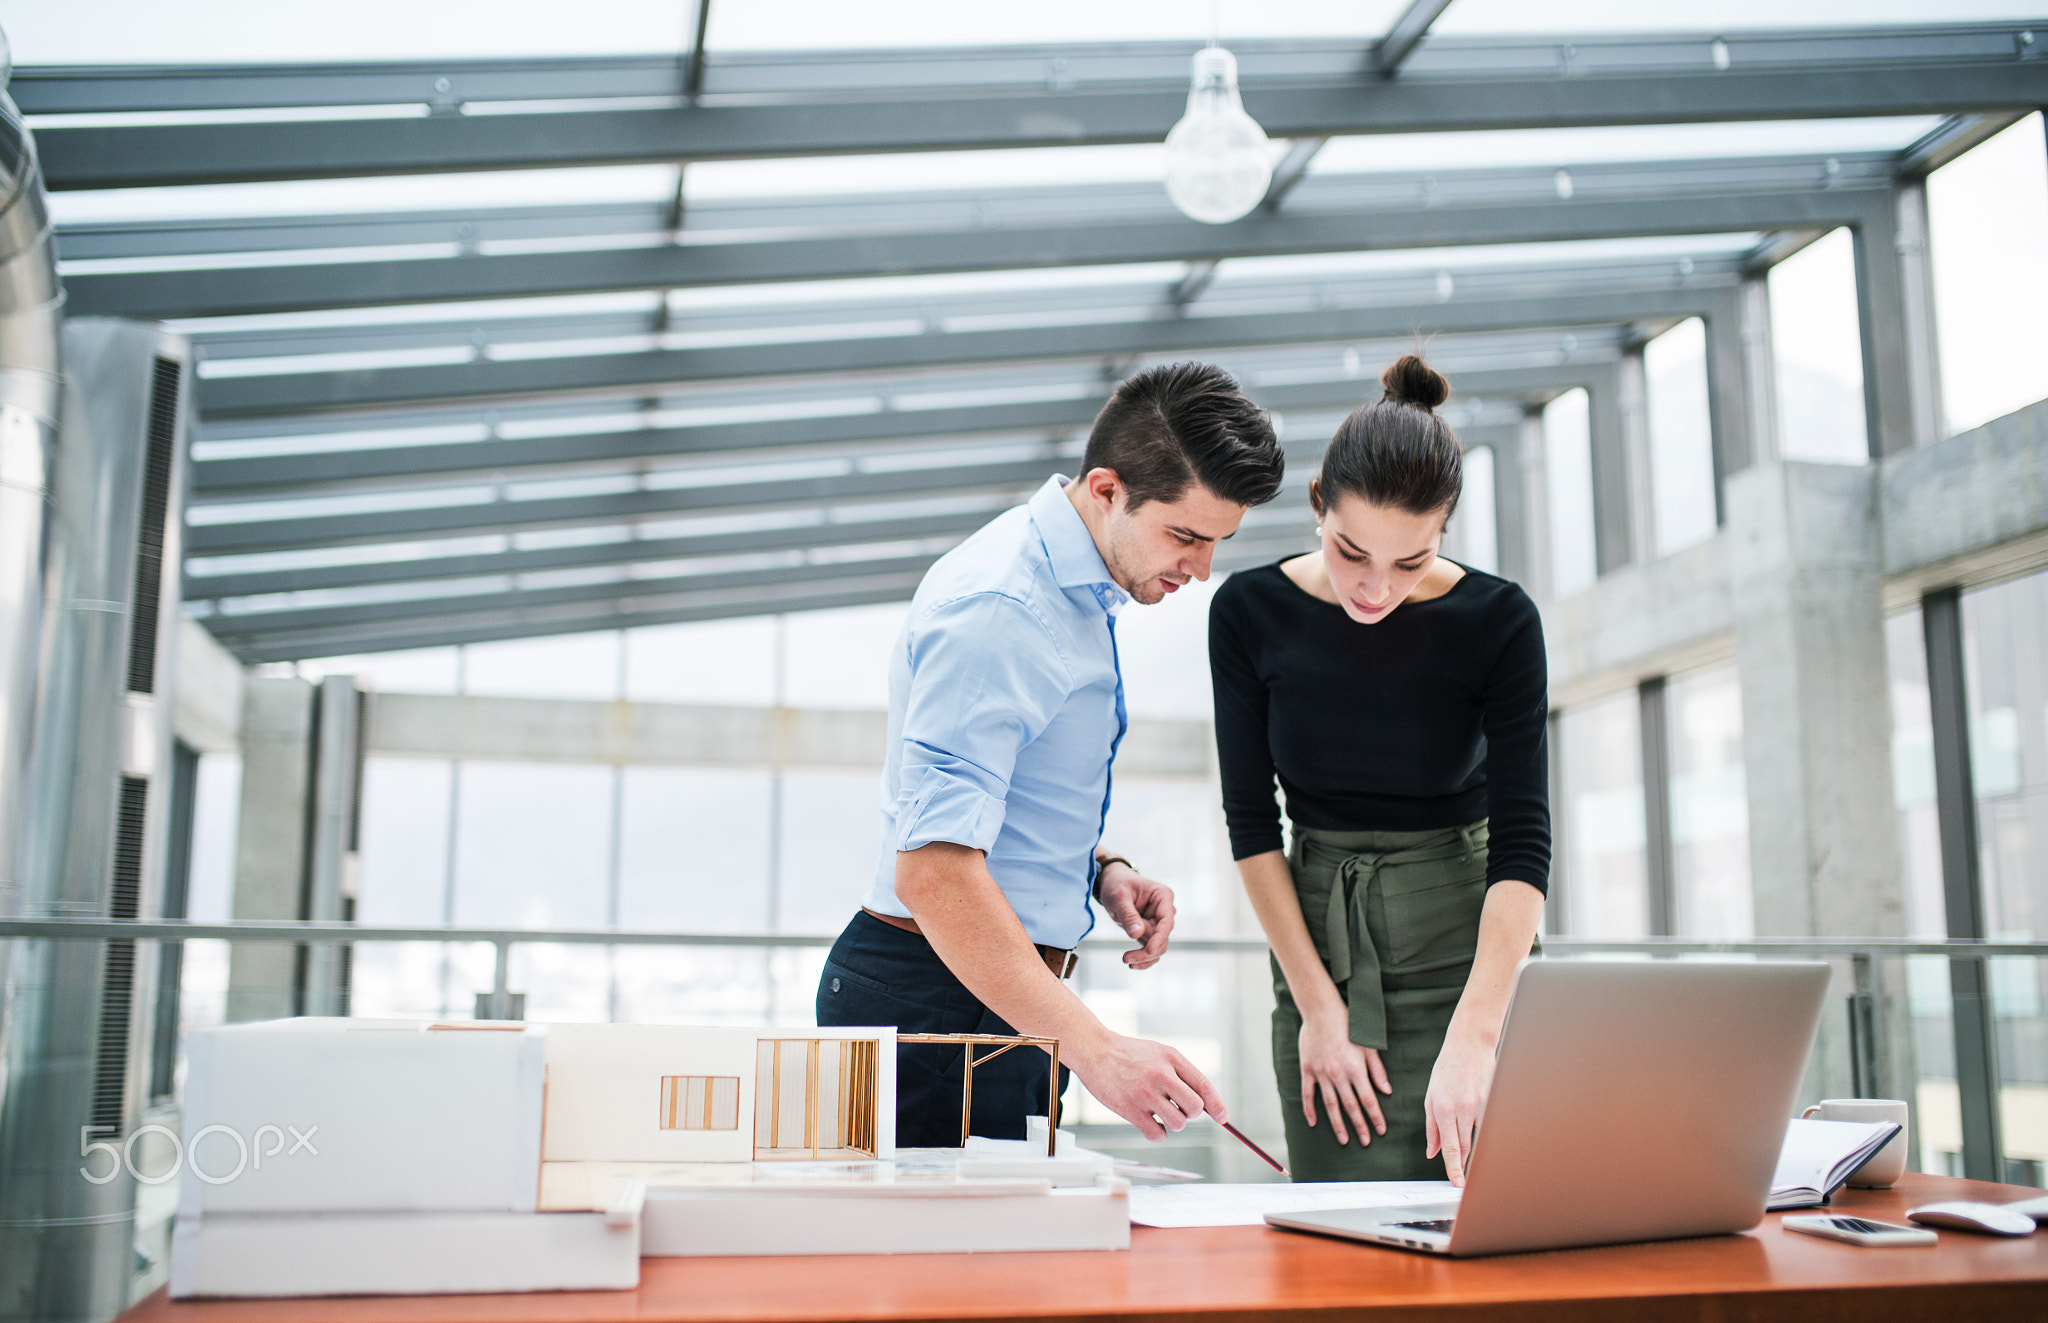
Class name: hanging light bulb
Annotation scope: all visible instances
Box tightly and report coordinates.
[1163,47,1273,225]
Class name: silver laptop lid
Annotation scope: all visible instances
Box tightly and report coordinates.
[1446,958,1830,1257]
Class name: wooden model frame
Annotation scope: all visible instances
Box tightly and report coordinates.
[897,1032,1062,1155]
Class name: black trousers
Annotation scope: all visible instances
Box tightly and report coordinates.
[816,911,1068,1148]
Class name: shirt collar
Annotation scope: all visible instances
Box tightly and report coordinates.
[1029,475,1131,616]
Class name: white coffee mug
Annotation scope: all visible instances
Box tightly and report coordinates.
[1802,1098,1909,1188]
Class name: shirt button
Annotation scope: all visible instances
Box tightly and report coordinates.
[830,978,841,993]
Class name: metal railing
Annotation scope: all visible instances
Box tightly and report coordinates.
[5,918,2045,1180]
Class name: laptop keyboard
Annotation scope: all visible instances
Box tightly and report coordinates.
[1390,1218,1457,1234]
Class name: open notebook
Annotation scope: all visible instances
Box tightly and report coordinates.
[1768,1118,1903,1210]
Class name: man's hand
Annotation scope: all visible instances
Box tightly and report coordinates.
[1095,860,1175,970]
[1423,1030,1496,1187]
[1066,1031,1228,1141]
[1299,1009,1389,1146]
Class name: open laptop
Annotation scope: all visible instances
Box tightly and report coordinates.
[1267,958,1831,1257]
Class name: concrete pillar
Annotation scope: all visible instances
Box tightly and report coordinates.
[225,676,313,1023]
[1725,461,1916,1109]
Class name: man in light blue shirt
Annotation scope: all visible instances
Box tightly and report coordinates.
[819,363,1285,1145]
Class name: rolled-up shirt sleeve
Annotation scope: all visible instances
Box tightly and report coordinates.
[892,591,1073,854]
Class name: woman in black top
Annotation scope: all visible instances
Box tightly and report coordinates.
[1209,354,1549,1185]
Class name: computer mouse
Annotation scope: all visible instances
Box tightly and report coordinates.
[1904,1201,2038,1236]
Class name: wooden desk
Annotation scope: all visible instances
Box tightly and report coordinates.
[126,1173,2048,1323]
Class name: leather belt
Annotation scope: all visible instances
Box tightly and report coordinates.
[862,907,1079,980]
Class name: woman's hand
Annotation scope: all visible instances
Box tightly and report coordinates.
[1299,1009,1389,1145]
[1423,1030,1495,1186]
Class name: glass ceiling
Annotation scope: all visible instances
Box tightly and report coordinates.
[3,1,2023,65]
[11,0,2028,656]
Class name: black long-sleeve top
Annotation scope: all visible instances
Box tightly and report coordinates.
[1208,560,1551,894]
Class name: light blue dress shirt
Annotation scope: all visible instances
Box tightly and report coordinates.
[860,476,1129,950]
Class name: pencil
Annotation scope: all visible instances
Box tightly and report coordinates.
[1219,1118,1289,1176]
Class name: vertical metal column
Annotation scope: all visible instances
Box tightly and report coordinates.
[1618,349,1658,564]
[1489,429,1530,588]
[1700,288,1755,525]
[1639,677,1676,938]
[300,675,361,1017]
[1515,408,1553,603]
[1736,277,1781,471]
[1585,362,1635,576]
[1921,587,2002,1182]
[1544,711,1568,938]
[1851,188,1944,459]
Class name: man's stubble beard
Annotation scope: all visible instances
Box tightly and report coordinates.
[1103,516,1167,606]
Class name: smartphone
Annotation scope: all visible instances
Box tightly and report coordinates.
[1783,1214,1938,1247]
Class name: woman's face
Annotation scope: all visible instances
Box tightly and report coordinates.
[1317,490,1449,625]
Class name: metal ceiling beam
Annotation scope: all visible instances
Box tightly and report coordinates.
[177,251,1748,364]
[199,520,1318,659]
[190,280,1736,418]
[210,572,936,664]
[184,418,1526,603]
[61,156,1893,321]
[185,440,1324,556]
[191,366,1578,497]
[24,25,2046,188]
[1373,0,1456,76]
[184,507,1007,601]
[205,549,949,639]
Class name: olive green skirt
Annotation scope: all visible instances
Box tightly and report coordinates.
[1271,820,1506,1183]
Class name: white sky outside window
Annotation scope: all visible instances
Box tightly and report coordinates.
[0,1,694,62]
[1557,690,1647,939]
[1434,0,2042,32]
[1928,113,2048,437]
[1769,228,1868,465]
[451,760,612,928]
[1312,119,1944,177]
[1544,388,1597,598]
[1449,444,1498,576]
[709,1,1396,49]
[1643,318,1717,558]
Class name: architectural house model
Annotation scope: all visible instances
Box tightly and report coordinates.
[170,1017,1127,1299]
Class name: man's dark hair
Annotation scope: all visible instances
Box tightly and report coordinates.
[1082,362,1284,511]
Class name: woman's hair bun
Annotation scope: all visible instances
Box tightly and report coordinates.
[1381,353,1450,411]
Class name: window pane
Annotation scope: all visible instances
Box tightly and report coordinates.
[618,766,773,933]
[1929,113,2048,437]
[783,604,907,710]
[355,757,453,926]
[776,770,883,934]
[1770,229,1868,465]
[1557,692,1645,937]
[451,761,613,928]
[1448,445,1499,576]
[463,632,621,701]
[1543,389,1596,597]
[1666,664,1750,939]
[1886,609,1947,939]
[1644,318,1717,557]
[1960,570,2048,1184]
[626,618,779,706]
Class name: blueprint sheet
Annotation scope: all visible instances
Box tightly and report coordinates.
[1128,1180,1459,1228]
